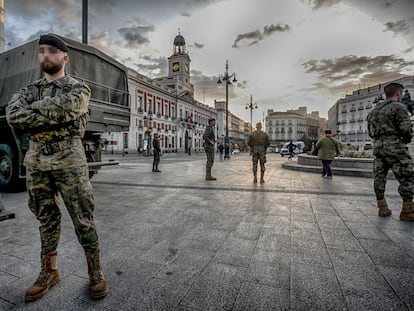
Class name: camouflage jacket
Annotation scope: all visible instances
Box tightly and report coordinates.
[247,130,270,149]
[203,126,215,147]
[153,138,161,153]
[367,99,413,144]
[6,75,91,171]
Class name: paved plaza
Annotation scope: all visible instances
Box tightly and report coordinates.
[1,152,413,310]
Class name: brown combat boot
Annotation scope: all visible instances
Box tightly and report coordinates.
[85,248,108,299]
[205,168,217,180]
[206,175,217,180]
[377,199,392,217]
[25,251,60,301]
[260,171,265,184]
[400,202,414,221]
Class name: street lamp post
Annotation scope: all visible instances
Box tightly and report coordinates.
[217,60,237,160]
[245,94,258,133]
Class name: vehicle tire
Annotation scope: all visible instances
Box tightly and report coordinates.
[0,143,23,191]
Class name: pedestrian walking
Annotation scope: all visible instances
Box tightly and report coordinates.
[6,34,108,301]
[314,130,341,179]
[367,82,414,221]
[218,143,224,160]
[247,122,270,183]
[287,140,298,160]
[203,118,217,180]
[152,133,161,172]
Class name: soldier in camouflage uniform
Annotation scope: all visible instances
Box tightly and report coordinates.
[6,34,108,301]
[247,122,270,183]
[367,82,414,221]
[152,133,161,172]
[203,118,217,180]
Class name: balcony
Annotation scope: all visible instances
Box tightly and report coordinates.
[357,106,364,110]
[164,114,169,119]
[366,104,372,109]
[357,118,364,122]
[341,120,347,124]
[156,113,161,118]
[350,107,356,112]
[350,119,356,123]
[341,109,347,113]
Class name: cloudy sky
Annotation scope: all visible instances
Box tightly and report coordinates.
[4,0,414,123]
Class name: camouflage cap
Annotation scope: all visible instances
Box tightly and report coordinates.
[39,34,69,52]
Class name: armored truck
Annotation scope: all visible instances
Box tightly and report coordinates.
[0,34,130,190]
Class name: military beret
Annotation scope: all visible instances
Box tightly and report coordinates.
[39,34,69,52]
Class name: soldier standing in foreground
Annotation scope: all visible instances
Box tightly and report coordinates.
[152,133,161,172]
[203,118,217,180]
[367,82,414,221]
[247,122,270,183]
[6,34,108,301]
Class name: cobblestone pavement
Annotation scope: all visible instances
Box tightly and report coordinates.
[1,153,413,310]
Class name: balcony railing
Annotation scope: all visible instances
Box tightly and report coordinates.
[366,105,372,109]
[350,107,356,112]
[357,106,364,110]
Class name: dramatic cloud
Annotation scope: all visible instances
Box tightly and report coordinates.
[232,23,290,48]
[383,20,410,36]
[134,56,169,77]
[191,70,247,102]
[302,54,414,93]
[118,25,155,47]
[302,0,341,10]
[191,42,205,49]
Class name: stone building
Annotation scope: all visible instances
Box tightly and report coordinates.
[214,100,247,150]
[334,76,414,149]
[265,106,324,148]
[102,32,215,155]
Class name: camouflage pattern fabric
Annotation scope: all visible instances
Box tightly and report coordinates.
[203,125,216,171]
[153,138,161,163]
[26,165,98,254]
[6,75,100,255]
[367,99,414,201]
[247,130,270,174]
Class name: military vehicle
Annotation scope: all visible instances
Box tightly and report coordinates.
[0,34,130,190]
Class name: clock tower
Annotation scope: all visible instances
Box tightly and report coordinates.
[167,31,193,95]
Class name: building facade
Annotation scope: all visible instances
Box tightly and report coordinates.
[214,100,247,150]
[335,76,414,149]
[102,33,216,155]
[265,106,325,148]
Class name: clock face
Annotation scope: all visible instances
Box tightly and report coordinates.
[185,63,189,73]
[172,62,180,72]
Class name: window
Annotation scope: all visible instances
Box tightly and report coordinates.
[136,95,143,112]
[148,98,153,113]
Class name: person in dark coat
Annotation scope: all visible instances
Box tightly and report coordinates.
[315,130,341,179]
[152,133,161,172]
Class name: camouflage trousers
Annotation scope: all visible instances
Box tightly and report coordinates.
[373,146,414,201]
[26,165,99,255]
[251,146,266,174]
[205,146,215,170]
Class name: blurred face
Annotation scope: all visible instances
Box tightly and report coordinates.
[38,44,68,75]
[210,120,216,127]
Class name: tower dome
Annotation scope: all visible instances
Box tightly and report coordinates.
[173,31,187,55]
[173,34,186,46]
